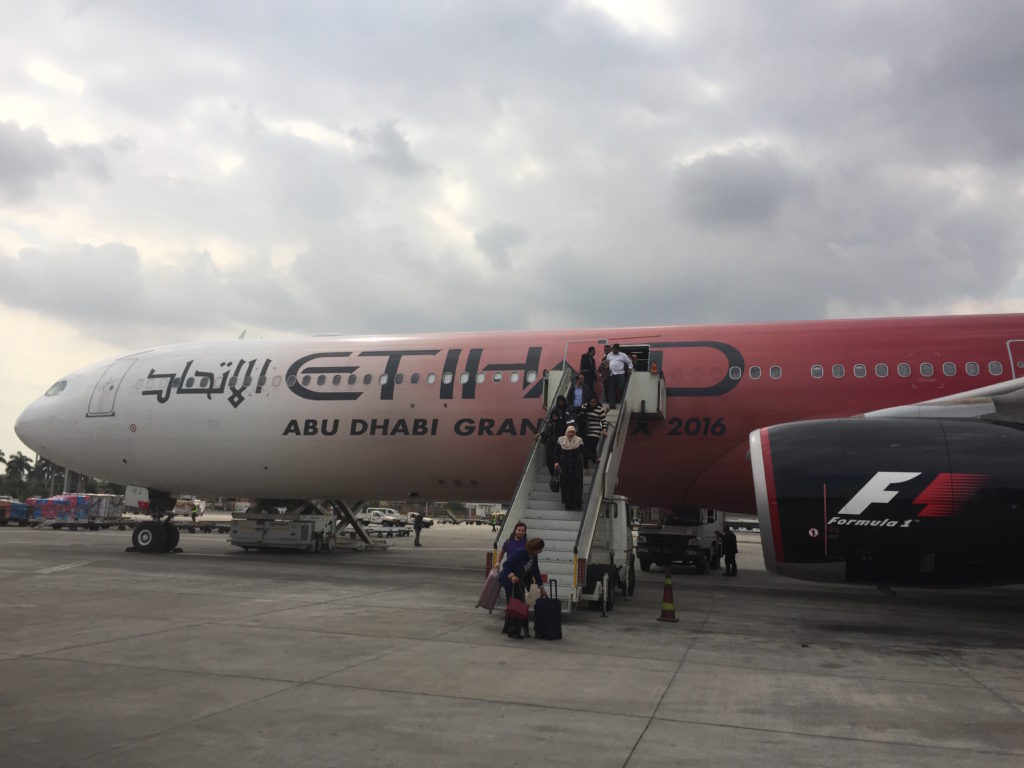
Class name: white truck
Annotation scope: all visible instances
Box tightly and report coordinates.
[357,507,403,527]
[635,507,724,574]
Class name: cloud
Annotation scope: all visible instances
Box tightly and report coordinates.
[673,148,808,227]
[0,121,109,203]
[474,223,529,266]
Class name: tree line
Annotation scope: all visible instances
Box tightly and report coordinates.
[0,449,121,500]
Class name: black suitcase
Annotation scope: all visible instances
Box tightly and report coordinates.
[532,580,562,640]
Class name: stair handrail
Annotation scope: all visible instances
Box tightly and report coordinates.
[491,362,577,552]
[572,377,633,566]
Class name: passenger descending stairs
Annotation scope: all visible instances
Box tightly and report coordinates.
[493,364,663,613]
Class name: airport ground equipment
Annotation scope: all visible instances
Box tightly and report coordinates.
[636,507,724,573]
[25,493,125,530]
[0,499,31,526]
[228,500,340,552]
[493,360,666,615]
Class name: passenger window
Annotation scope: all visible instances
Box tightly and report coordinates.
[749,366,761,380]
[476,372,485,384]
[729,366,742,380]
[526,371,537,383]
[428,373,438,384]
[920,363,934,377]
[395,373,404,384]
[411,373,420,384]
[510,372,520,383]
[186,378,195,388]
[492,372,503,383]
[363,374,372,385]
[811,365,823,379]
[286,375,297,386]
[379,374,389,385]
[965,362,979,376]
[897,363,911,378]
[989,361,1004,375]
[853,364,866,378]
[442,372,453,384]
[875,363,889,377]
[273,376,282,387]
[459,373,470,384]
[317,375,326,386]
[832,364,845,379]
[348,374,357,385]
[942,362,956,377]
[332,375,340,385]
[769,366,782,380]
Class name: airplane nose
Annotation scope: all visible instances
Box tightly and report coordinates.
[14,399,45,453]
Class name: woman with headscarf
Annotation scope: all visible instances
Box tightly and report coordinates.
[554,422,597,511]
[540,395,571,476]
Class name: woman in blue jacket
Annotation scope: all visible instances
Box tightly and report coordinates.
[499,538,548,638]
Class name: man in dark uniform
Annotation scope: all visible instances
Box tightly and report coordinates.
[413,512,424,547]
[718,528,738,576]
[580,346,597,391]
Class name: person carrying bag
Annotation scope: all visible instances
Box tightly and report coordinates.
[498,538,546,639]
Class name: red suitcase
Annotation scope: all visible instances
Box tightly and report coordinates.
[476,568,501,612]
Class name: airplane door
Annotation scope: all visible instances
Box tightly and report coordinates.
[1006,340,1024,378]
[87,358,137,417]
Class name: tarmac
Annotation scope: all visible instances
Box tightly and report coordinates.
[0,524,1022,767]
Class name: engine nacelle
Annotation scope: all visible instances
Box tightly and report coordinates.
[750,418,1024,586]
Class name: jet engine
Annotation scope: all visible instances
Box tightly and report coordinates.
[750,418,1024,586]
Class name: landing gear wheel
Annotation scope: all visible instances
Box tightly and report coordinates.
[161,521,180,552]
[639,558,651,572]
[132,521,165,553]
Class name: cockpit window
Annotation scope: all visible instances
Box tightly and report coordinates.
[45,380,67,396]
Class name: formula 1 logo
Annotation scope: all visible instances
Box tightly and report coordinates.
[837,471,989,518]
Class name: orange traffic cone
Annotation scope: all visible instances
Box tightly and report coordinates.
[657,574,679,622]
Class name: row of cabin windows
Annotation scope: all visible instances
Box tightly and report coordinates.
[141,370,541,391]
[725,360,1005,382]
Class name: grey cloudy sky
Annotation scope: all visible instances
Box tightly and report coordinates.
[1,0,1023,457]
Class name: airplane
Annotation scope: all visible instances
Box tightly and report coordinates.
[14,313,1024,587]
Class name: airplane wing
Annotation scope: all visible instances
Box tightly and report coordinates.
[864,377,1024,423]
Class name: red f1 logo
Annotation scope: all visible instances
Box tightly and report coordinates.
[837,472,920,516]
[837,471,989,518]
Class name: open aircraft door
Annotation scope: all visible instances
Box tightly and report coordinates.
[1007,340,1024,378]
[87,358,137,417]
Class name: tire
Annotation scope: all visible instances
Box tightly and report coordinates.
[626,555,637,597]
[132,521,165,553]
[639,558,651,572]
[161,521,180,551]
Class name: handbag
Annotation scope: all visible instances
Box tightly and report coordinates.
[505,596,528,621]
[549,475,560,492]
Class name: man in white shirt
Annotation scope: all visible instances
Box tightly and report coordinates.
[605,343,633,408]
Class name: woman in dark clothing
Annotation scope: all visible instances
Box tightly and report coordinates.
[555,423,597,511]
[498,538,547,638]
[541,395,571,476]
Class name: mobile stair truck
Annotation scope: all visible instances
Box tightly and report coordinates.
[492,357,667,615]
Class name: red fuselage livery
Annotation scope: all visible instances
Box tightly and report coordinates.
[15,313,1024,516]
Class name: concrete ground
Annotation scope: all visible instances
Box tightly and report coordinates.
[0,524,1021,767]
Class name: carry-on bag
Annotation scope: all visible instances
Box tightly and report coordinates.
[476,568,501,612]
[532,579,562,640]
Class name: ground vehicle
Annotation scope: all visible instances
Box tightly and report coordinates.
[636,507,723,573]
[26,493,125,530]
[357,508,402,527]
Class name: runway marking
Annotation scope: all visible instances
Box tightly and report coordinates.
[37,560,92,574]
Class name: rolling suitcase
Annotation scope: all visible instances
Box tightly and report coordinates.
[532,579,562,640]
[476,568,501,612]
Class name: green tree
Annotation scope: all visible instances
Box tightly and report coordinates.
[4,452,32,482]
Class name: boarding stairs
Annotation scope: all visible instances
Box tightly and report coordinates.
[494,363,666,613]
